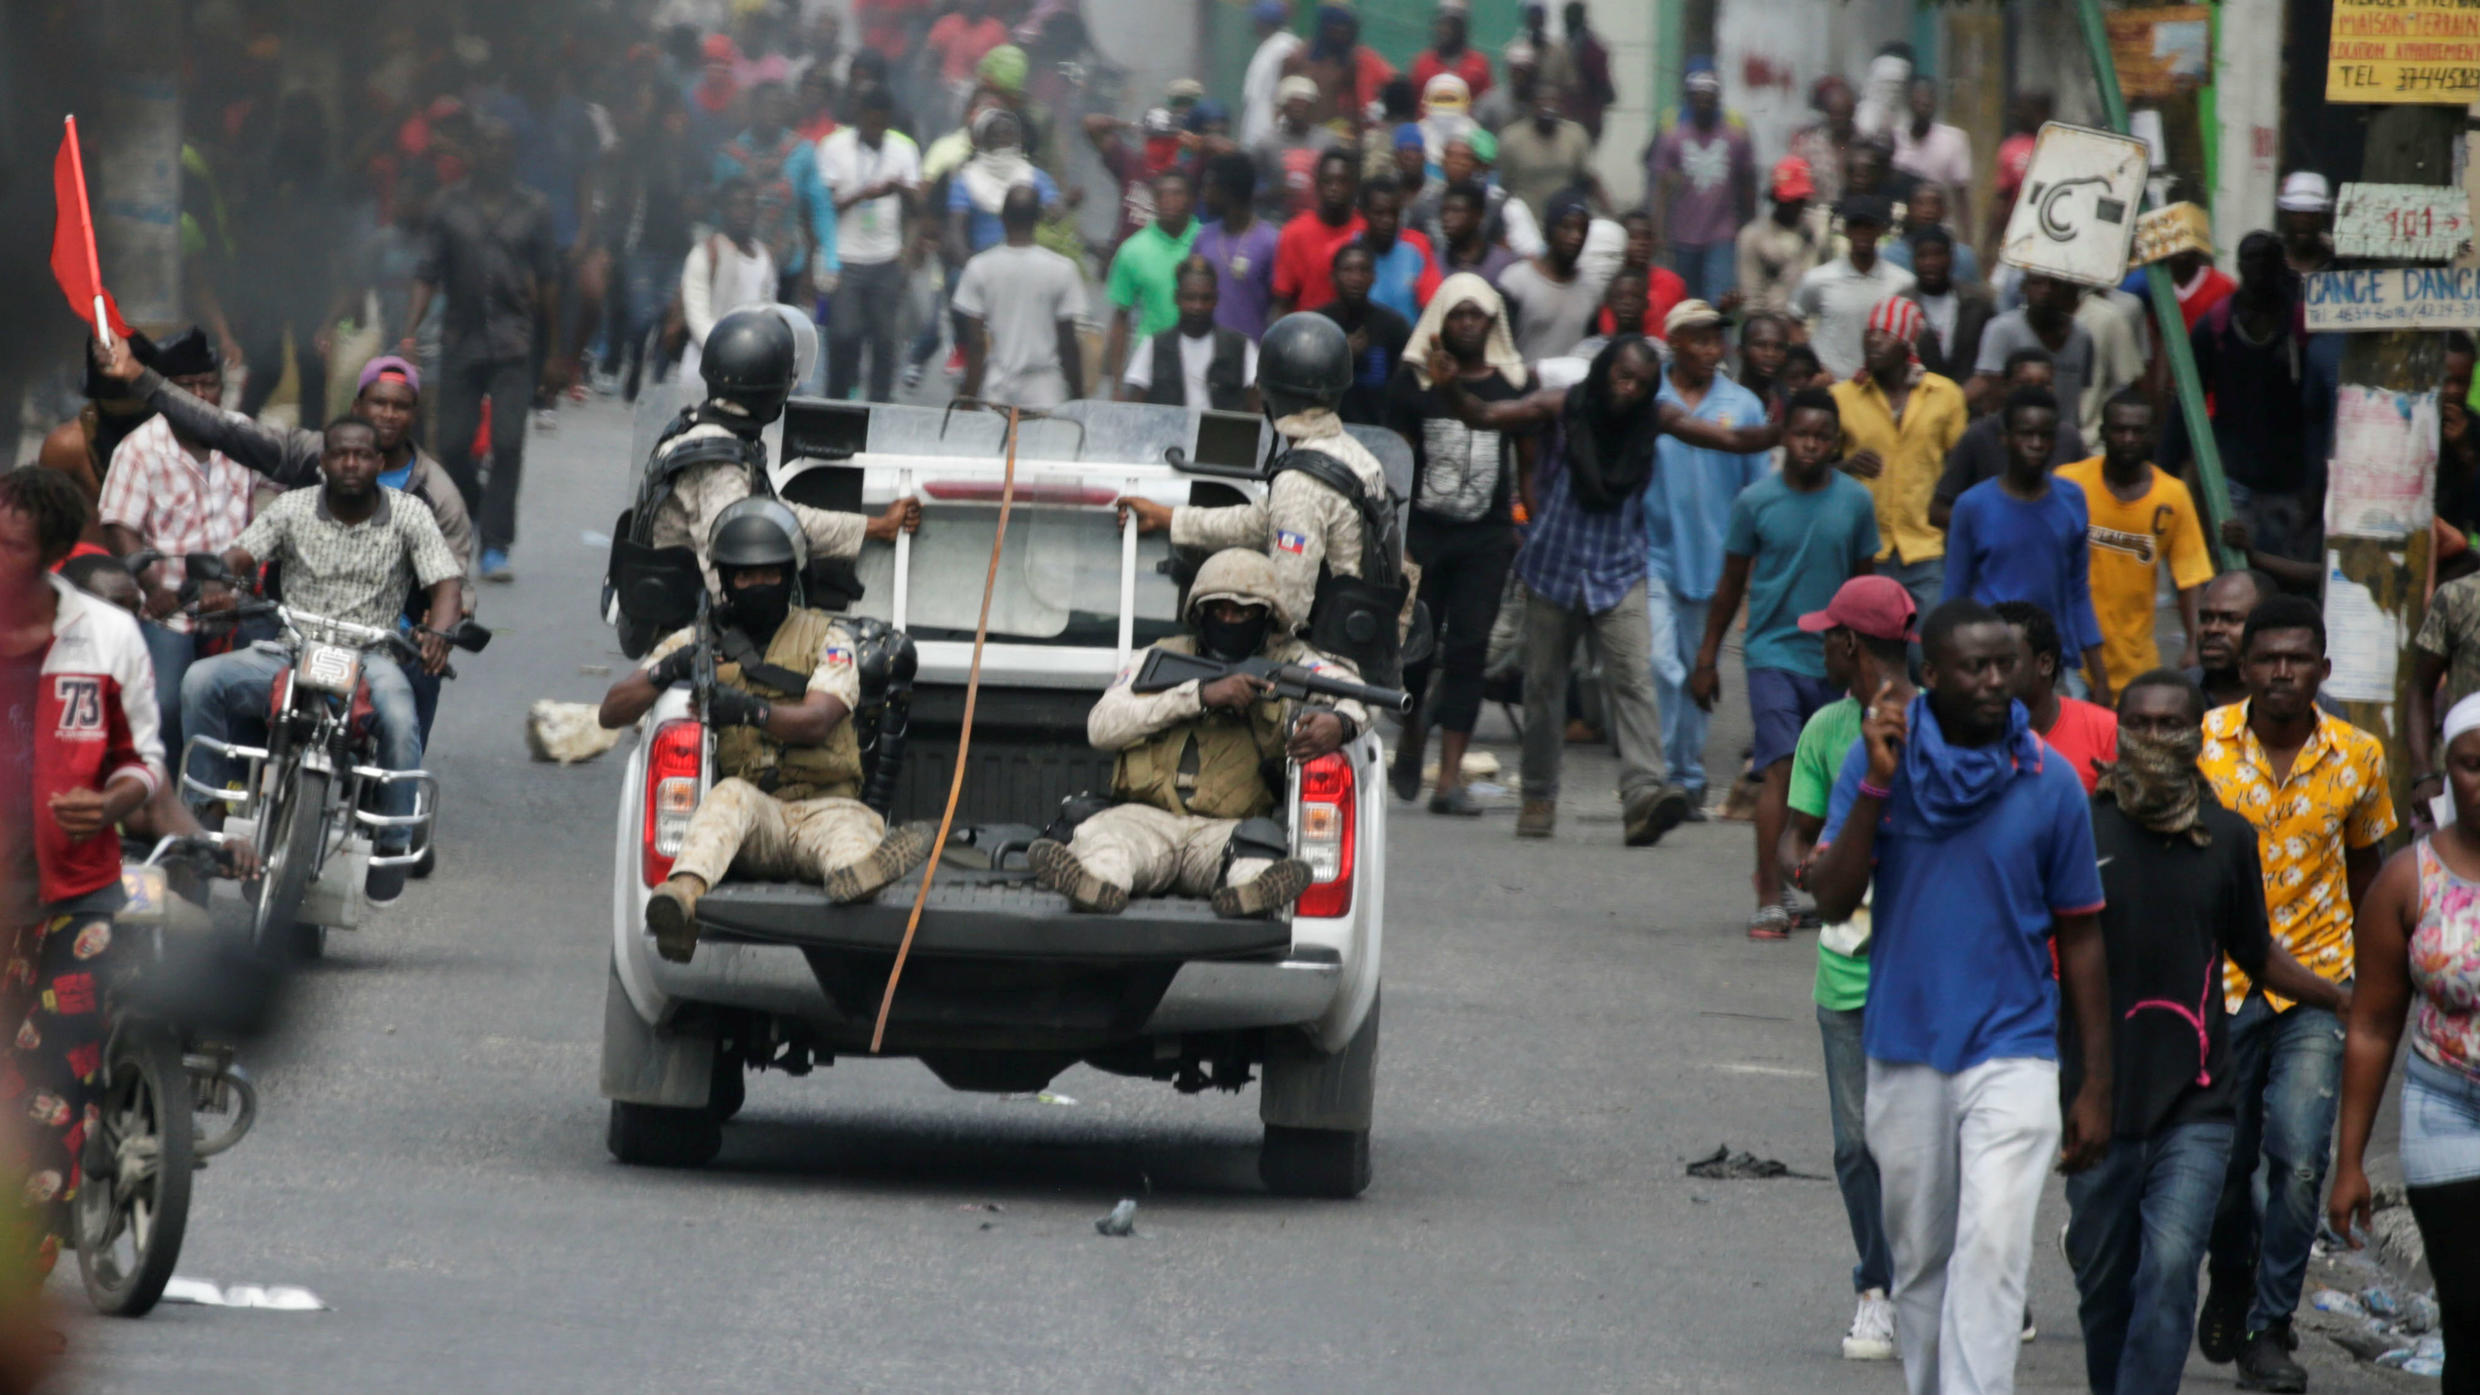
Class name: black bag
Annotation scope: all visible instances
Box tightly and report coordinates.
[1276,448,1412,689]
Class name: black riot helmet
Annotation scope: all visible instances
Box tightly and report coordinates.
[708,497,808,574]
[699,307,799,427]
[1256,312,1354,419]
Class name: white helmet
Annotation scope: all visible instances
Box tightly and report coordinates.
[1187,548,1288,630]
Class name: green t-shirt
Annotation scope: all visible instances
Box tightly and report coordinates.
[1106,219,1200,341]
[1789,695,1870,1011]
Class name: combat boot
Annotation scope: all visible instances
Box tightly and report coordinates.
[644,874,708,962]
[825,822,938,903]
[1028,839,1129,914]
[1212,857,1314,918]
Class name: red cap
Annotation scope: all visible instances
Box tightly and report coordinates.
[1797,575,1916,641]
[1770,156,1815,202]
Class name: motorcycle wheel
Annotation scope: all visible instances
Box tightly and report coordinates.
[74,1025,196,1316]
[253,767,329,956]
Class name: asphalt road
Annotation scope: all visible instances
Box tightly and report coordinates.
[52,398,2420,1394]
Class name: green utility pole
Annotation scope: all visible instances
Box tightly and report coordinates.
[2071,0,2244,570]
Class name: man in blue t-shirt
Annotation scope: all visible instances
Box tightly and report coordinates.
[1943,385,2111,703]
[1808,598,2114,1395]
[1691,385,1877,936]
[1645,301,1771,811]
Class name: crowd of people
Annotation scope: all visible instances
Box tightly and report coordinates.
[11,1,2480,1391]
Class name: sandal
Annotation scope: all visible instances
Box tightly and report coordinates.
[1746,904,1792,941]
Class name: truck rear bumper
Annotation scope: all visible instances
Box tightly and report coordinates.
[692,868,1291,961]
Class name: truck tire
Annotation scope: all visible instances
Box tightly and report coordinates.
[1258,994,1378,1198]
[1259,1124,1370,1198]
[606,1100,722,1168]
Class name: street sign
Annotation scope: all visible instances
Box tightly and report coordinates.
[2303,266,2480,330]
[1998,122,2151,287]
[2334,182,2473,260]
[2127,202,2212,266]
[2327,0,2480,105]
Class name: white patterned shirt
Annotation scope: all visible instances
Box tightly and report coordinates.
[234,486,462,641]
[97,413,265,629]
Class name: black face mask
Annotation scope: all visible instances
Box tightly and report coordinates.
[724,578,794,640]
[1198,612,1271,662]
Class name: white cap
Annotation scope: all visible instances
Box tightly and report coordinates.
[1277,74,1319,105]
[2277,170,2333,213]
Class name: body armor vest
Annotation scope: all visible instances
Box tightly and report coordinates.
[1109,635,1290,819]
[712,608,864,800]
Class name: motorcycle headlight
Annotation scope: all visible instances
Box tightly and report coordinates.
[298,643,363,696]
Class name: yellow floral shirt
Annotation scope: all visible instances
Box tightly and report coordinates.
[2199,702,2396,1011]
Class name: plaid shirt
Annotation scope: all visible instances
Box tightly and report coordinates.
[1513,418,1647,614]
[97,413,264,628]
[235,487,461,640]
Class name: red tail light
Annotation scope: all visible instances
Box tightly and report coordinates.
[1293,752,1355,919]
[642,719,703,887]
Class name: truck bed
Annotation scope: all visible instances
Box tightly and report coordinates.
[694,862,1292,962]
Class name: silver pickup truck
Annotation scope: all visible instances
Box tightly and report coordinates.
[599,398,1409,1197]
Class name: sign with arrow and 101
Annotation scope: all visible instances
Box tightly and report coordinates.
[1998,122,2153,288]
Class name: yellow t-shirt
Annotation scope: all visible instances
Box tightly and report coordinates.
[2055,457,2214,684]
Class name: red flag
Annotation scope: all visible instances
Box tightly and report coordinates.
[51,116,131,341]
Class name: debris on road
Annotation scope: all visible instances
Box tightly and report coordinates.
[527,700,623,764]
[1095,1199,1138,1236]
[999,1090,1078,1106]
[1684,1145,1815,1180]
[162,1277,328,1311]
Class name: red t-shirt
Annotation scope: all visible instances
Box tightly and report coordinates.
[1273,210,1368,313]
[857,0,933,61]
[2176,266,2237,332]
[1596,264,1690,340]
[1411,49,1495,101]
[1994,132,2038,205]
[2037,696,2119,795]
[928,14,1011,84]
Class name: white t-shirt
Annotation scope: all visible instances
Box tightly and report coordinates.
[953,242,1086,410]
[818,128,920,266]
[1121,330,1259,407]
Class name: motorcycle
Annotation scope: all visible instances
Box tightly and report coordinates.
[72,836,261,1317]
[178,602,486,958]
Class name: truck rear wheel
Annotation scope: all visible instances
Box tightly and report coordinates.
[606,1100,722,1168]
[1259,1124,1370,1198]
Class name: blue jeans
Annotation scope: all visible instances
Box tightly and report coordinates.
[1819,1003,1892,1294]
[1644,574,1712,796]
[181,644,425,851]
[2208,994,2347,1334]
[2066,1119,2237,1394]
[139,620,193,761]
[1669,240,1738,305]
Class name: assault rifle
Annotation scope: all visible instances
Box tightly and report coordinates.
[1131,647,1412,714]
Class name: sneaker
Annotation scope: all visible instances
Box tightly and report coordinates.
[1211,857,1313,918]
[1027,838,1128,914]
[2021,1305,2037,1343]
[1680,802,1710,823]
[1428,785,1483,817]
[644,875,705,962]
[1622,784,1692,847]
[2197,1273,2249,1363]
[480,548,514,583]
[901,361,926,390]
[943,346,966,377]
[1841,1289,1896,1361]
[532,406,559,433]
[824,822,937,903]
[1515,798,1556,839]
[365,861,408,906]
[1747,904,1792,941]
[2235,1323,2307,1392]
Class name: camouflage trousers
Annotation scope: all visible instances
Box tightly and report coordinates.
[670,779,885,887]
[1067,804,1274,897]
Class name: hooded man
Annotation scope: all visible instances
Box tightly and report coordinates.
[600,499,937,963]
[1389,273,1530,814]
[1029,548,1355,917]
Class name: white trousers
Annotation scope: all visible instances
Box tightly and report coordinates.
[1865,1056,2062,1395]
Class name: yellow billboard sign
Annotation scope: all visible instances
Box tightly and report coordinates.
[2327,0,2480,105]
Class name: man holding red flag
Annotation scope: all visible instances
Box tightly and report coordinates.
[51,116,131,345]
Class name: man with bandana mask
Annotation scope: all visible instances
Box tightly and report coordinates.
[2064,671,2337,1395]
[599,499,937,964]
[1028,549,1363,918]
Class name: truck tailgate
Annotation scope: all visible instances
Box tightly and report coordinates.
[693,864,1291,961]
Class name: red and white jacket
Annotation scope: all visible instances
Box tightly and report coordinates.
[30,574,163,905]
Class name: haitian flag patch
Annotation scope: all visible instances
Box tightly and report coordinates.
[1275,529,1309,554]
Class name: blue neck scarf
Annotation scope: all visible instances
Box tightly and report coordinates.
[1901,693,2045,834]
